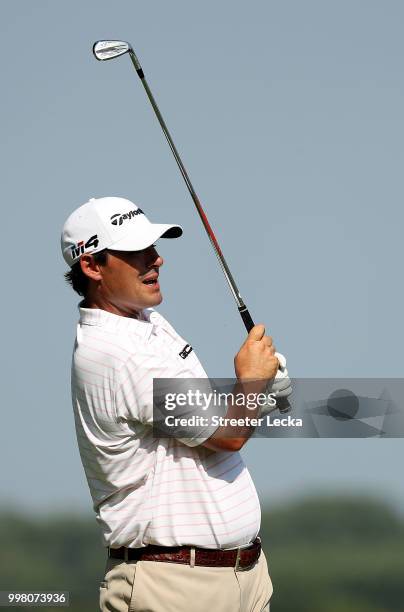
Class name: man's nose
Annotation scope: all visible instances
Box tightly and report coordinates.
[154,253,164,267]
[149,248,163,268]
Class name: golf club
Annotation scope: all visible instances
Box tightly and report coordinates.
[92,40,290,412]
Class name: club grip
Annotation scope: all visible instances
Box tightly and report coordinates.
[238,306,255,332]
[238,306,291,413]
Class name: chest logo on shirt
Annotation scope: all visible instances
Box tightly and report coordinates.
[179,344,193,359]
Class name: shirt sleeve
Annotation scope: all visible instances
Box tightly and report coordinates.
[114,345,221,447]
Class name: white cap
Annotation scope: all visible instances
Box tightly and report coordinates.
[61,196,182,267]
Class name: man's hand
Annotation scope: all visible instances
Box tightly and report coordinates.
[204,326,286,452]
[234,324,279,382]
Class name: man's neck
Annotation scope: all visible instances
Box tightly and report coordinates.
[82,297,141,319]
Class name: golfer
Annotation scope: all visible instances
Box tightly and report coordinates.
[61,196,291,612]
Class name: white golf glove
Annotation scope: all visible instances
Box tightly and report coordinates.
[259,352,292,415]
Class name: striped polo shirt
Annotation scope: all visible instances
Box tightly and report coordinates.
[71,305,261,549]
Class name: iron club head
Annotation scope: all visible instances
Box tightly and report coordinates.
[93,40,132,61]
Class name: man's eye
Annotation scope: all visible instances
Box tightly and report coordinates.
[136,244,157,256]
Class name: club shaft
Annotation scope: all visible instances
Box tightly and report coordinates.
[129,48,291,413]
[128,50,254,332]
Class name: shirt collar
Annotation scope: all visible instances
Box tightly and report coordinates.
[78,302,155,341]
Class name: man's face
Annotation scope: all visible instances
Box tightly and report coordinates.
[91,245,164,316]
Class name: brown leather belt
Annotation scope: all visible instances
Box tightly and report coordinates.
[108,537,261,570]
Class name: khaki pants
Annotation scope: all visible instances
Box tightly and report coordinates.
[99,550,272,612]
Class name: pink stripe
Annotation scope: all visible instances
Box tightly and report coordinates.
[156,452,233,474]
[147,494,256,521]
[137,358,178,387]
[147,517,260,538]
[155,447,220,461]
[74,364,114,379]
[86,476,150,492]
[98,475,252,512]
[80,454,154,475]
[77,342,127,364]
[145,482,254,511]
[72,373,112,391]
[83,457,153,482]
[75,437,156,461]
[146,486,253,508]
[105,485,255,522]
[77,353,121,370]
[80,334,133,355]
[75,429,156,453]
[152,459,243,486]
[104,490,256,525]
[147,473,250,501]
[136,356,183,387]
[87,472,152,495]
[149,506,258,529]
[119,352,157,388]
[115,369,168,412]
[81,451,155,472]
[74,388,113,404]
[105,507,260,530]
[82,457,155,478]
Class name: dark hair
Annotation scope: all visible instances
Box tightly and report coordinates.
[64,250,109,296]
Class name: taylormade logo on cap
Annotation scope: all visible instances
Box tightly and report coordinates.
[61,196,182,267]
[110,209,144,226]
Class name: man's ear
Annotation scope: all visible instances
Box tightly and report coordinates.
[80,254,103,282]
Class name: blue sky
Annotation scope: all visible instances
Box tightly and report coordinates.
[1,0,403,513]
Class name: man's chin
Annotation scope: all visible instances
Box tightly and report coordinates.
[149,291,163,306]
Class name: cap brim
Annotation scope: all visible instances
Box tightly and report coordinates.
[160,225,183,239]
[107,223,182,252]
